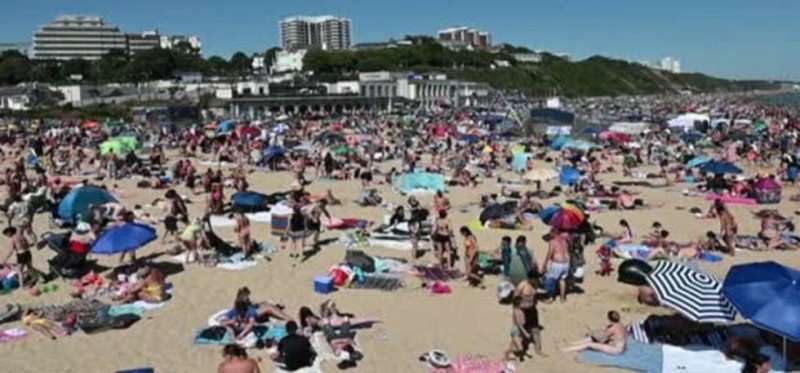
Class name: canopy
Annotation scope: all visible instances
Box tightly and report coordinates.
[57,186,118,223]
[699,161,742,175]
[645,261,737,323]
[608,122,649,135]
[668,113,710,130]
[100,136,140,156]
[723,261,800,341]
[686,155,711,168]
[91,223,157,255]
[393,172,445,194]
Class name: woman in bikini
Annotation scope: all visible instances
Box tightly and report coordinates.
[432,210,453,268]
[459,226,482,286]
[561,310,627,355]
[235,213,253,257]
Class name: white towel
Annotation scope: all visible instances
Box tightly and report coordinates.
[662,345,742,373]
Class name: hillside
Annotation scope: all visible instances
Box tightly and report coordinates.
[304,39,780,97]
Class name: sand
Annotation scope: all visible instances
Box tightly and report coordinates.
[0,158,797,373]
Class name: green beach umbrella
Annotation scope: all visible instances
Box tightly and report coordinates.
[100,139,135,156]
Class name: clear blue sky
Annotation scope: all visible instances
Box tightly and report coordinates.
[3,0,798,80]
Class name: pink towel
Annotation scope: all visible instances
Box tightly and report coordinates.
[431,355,507,373]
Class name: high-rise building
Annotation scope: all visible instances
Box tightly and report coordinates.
[33,15,127,60]
[280,16,352,51]
[438,27,491,50]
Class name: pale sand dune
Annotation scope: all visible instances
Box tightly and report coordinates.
[0,160,797,373]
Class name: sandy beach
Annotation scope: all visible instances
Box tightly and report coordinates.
[0,155,795,373]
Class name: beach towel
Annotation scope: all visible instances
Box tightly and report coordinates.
[0,328,27,343]
[613,244,653,261]
[210,212,272,228]
[705,194,756,205]
[348,274,403,291]
[108,304,145,317]
[430,354,507,373]
[323,217,370,230]
[196,324,287,348]
[661,345,743,373]
[413,265,463,282]
[699,252,723,262]
[577,340,663,373]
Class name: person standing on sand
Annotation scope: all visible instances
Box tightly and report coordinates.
[709,200,737,256]
[218,344,261,373]
[541,229,570,303]
[459,226,481,286]
[512,270,545,357]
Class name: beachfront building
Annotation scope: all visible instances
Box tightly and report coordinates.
[126,31,161,54]
[32,15,127,60]
[438,26,491,50]
[280,16,352,51]
[360,71,490,109]
[271,49,307,74]
[160,35,203,54]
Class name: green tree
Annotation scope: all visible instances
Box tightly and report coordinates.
[205,55,228,76]
[228,52,252,77]
[0,51,31,84]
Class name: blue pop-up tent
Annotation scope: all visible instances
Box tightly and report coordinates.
[57,186,118,224]
[559,166,581,186]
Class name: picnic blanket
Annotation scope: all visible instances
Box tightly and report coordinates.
[412,265,463,282]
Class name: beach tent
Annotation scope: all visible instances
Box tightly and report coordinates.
[393,172,445,194]
[91,223,157,255]
[608,122,649,135]
[217,120,235,134]
[549,135,571,151]
[100,136,141,156]
[559,166,581,186]
[668,113,710,131]
[646,261,737,323]
[231,191,270,213]
[57,186,118,224]
[511,153,530,173]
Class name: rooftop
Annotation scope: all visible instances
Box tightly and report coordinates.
[282,15,350,24]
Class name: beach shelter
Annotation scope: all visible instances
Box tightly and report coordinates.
[231,191,269,213]
[645,261,737,323]
[699,161,742,175]
[562,139,598,152]
[91,223,157,255]
[217,120,235,134]
[57,186,118,223]
[479,201,517,225]
[723,261,800,357]
[549,135,570,151]
[686,155,711,168]
[559,166,581,186]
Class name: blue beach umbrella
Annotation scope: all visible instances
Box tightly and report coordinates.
[686,155,711,168]
[57,186,118,224]
[232,191,268,209]
[723,261,800,341]
[538,205,561,223]
[91,223,157,255]
[699,161,743,175]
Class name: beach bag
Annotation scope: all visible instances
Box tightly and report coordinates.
[345,250,375,273]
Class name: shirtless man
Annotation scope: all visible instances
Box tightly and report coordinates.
[541,230,570,303]
[432,210,453,268]
[512,270,544,356]
[2,227,34,287]
[561,310,627,355]
[308,199,331,249]
[218,344,260,373]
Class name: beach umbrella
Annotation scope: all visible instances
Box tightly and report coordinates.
[562,139,597,152]
[217,120,235,133]
[479,201,517,225]
[331,145,355,156]
[686,155,711,168]
[723,261,800,341]
[100,139,134,156]
[232,191,268,210]
[723,261,800,359]
[547,204,585,231]
[57,186,118,223]
[524,168,558,182]
[645,261,737,323]
[91,223,157,255]
[559,166,581,186]
[699,161,742,175]
[273,123,289,134]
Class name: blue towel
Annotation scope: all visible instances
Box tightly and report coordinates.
[577,340,663,373]
[699,252,723,262]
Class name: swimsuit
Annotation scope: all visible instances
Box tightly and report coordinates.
[546,261,569,280]
[16,251,32,266]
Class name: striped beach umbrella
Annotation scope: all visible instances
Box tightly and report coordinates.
[645,261,737,323]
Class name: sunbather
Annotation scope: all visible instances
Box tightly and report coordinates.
[115,265,167,304]
[22,309,64,340]
[561,310,627,355]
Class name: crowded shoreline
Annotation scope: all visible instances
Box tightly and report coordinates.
[0,90,798,373]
